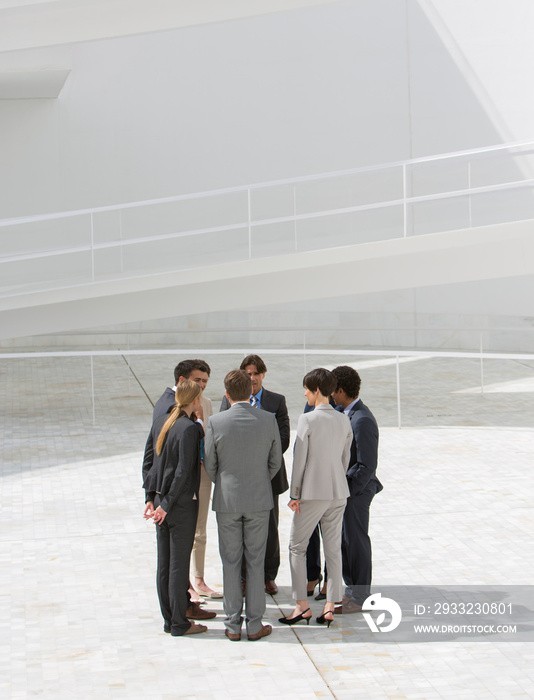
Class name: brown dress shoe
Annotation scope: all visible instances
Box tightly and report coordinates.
[182,622,207,636]
[334,600,363,615]
[264,580,278,595]
[247,624,272,641]
[225,629,241,642]
[186,602,217,620]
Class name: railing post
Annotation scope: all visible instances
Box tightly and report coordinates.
[247,188,252,259]
[293,184,298,251]
[90,212,95,282]
[480,333,484,394]
[119,209,124,274]
[402,163,407,238]
[396,355,402,428]
[91,355,96,426]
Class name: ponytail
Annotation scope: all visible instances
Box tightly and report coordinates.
[155,379,202,455]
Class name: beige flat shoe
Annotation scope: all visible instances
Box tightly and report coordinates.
[183,622,208,636]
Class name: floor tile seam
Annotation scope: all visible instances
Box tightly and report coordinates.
[372,505,534,519]
[382,425,534,432]
[0,531,156,544]
[269,594,339,699]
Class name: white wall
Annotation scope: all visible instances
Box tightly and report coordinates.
[1,0,534,348]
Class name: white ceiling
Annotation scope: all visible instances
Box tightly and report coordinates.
[0,0,342,53]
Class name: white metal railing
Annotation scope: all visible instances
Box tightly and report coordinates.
[1,346,533,429]
[1,139,534,297]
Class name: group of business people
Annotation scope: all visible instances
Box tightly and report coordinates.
[142,355,382,639]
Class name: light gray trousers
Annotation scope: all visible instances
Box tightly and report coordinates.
[216,510,270,635]
[289,498,347,603]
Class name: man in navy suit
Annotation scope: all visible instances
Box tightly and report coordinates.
[220,354,290,595]
[331,365,383,612]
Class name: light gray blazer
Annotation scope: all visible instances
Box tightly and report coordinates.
[290,403,353,501]
[204,401,282,513]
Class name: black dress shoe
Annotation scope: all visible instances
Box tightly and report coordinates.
[163,621,171,633]
[316,611,334,628]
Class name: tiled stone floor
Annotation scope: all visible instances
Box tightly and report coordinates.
[1,352,534,699]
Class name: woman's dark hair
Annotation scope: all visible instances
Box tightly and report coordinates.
[303,368,337,397]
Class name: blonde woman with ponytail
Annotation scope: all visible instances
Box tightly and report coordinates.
[144,379,208,636]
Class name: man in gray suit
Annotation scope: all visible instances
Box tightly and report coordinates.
[204,370,282,641]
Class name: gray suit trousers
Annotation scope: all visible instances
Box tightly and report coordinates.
[289,498,347,603]
[216,510,270,636]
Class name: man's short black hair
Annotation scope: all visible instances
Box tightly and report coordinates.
[174,359,211,384]
[240,354,267,374]
[332,365,361,399]
[303,368,337,397]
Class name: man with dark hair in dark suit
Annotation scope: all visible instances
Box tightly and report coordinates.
[220,353,290,595]
[331,365,383,613]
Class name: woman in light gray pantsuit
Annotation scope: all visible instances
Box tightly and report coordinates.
[279,368,353,628]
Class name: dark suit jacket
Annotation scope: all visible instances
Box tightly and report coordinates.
[143,413,204,513]
[220,387,290,494]
[142,390,175,502]
[345,399,383,497]
[153,387,175,422]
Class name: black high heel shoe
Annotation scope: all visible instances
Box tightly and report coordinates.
[316,610,334,628]
[306,575,323,597]
[279,608,312,625]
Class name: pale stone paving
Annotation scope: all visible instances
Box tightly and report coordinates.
[1,354,533,699]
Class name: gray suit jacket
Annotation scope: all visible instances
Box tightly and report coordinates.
[204,402,282,513]
[290,403,353,501]
[220,387,290,494]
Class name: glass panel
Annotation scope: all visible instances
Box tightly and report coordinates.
[92,209,121,245]
[250,221,295,258]
[470,186,534,227]
[250,184,295,222]
[118,191,248,240]
[0,250,93,295]
[406,159,469,198]
[407,196,470,236]
[468,147,534,188]
[296,205,403,251]
[94,227,249,278]
[0,215,90,257]
[295,167,402,215]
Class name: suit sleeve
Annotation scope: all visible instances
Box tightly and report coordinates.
[267,417,282,480]
[347,415,379,494]
[275,395,290,454]
[341,419,353,473]
[290,413,309,499]
[159,424,199,513]
[203,419,218,483]
[141,425,156,503]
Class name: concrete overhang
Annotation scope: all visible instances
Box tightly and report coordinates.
[1,219,534,340]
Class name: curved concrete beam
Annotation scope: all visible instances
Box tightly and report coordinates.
[1,219,534,340]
